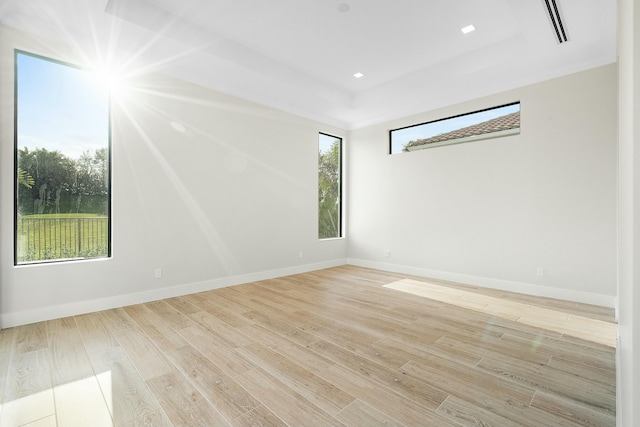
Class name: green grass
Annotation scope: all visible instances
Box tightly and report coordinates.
[16,214,109,263]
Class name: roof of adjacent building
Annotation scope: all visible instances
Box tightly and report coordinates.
[404,111,520,151]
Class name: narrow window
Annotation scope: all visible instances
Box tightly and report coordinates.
[15,51,111,264]
[318,133,342,239]
[390,102,520,154]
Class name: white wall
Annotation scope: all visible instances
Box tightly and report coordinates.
[348,64,618,306]
[617,0,640,425]
[0,25,347,327]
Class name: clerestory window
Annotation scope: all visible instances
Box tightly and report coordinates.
[390,102,520,154]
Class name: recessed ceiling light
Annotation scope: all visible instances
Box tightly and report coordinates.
[353,72,364,79]
[461,24,476,34]
[337,3,350,13]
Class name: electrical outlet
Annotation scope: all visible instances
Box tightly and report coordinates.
[298,251,304,259]
[384,250,391,258]
[536,267,544,277]
[155,268,162,279]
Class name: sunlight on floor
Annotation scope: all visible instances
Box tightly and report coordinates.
[0,389,54,426]
[0,371,113,427]
[384,279,617,347]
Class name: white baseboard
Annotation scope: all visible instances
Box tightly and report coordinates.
[0,258,348,328]
[2,257,615,328]
[348,258,617,308]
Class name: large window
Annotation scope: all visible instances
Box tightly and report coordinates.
[390,102,520,154]
[318,133,342,239]
[15,51,111,264]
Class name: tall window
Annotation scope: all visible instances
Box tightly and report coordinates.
[15,51,111,264]
[318,133,342,239]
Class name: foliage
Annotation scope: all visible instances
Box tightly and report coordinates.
[17,167,35,188]
[16,147,109,215]
[318,139,341,239]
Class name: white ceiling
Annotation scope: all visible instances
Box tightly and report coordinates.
[0,0,617,129]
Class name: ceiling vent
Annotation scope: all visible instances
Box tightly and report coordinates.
[543,0,568,43]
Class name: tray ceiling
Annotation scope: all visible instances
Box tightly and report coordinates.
[0,0,616,129]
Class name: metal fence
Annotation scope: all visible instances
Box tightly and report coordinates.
[16,216,109,263]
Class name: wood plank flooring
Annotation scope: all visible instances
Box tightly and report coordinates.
[384,279,617,347]
[0,265,617,426]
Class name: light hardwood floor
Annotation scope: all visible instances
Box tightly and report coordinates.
[0,265,617,426]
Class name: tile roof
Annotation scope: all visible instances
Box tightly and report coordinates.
[404,111,520,150]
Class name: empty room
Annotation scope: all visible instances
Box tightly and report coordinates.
[0,0,638,426]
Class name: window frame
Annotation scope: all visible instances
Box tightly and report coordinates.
[13,49,112,265]
[389,102,520,154]
[318,132,343,240]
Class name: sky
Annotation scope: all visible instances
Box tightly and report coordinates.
[390,103,520,154]
[17,52,110,160]
[319,132,340,155]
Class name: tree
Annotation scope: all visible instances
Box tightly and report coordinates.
[318,139,341,238]
[73,148,109,214]
[17,148,76,214]
[16,147,108,215]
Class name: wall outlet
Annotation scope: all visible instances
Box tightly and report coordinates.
[384,250,391,258]
[536,267,544,277]
[298,251,304,259]
[155,268,162,279]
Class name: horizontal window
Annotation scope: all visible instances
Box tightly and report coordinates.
[389,102,520,154]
